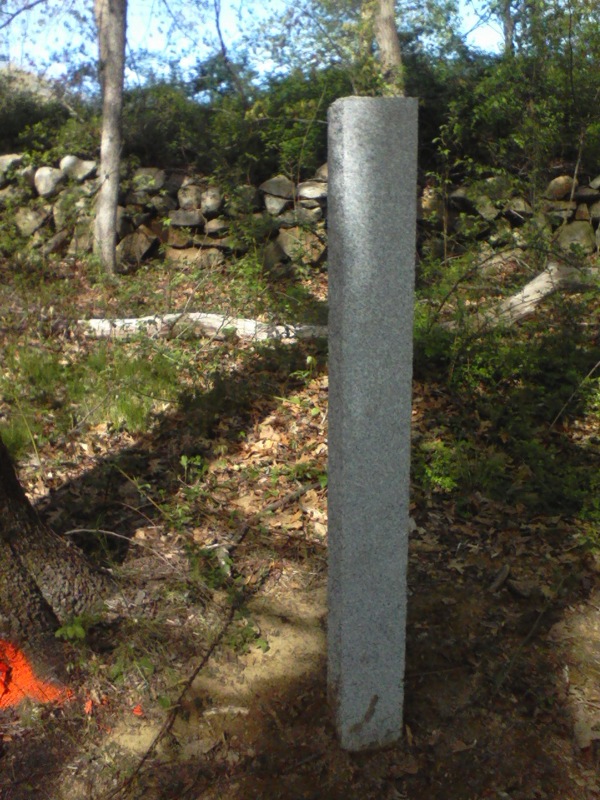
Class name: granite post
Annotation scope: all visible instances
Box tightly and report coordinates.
[327,96,418,751]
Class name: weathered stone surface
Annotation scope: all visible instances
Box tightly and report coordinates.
[504,197,533,223]
[588,200,600,221]
[41,228,70,256]
[262,239,291,275]
[589,175,600,190]
[555,221,596,253]
[315,163,328,181]
[117,225,158,265]
[264,194,291,215]
[449,186,474,211]
[60,155,96,182]
[163,246,225,268]
[149,194,177,214]
[116,206,134,239]
[474,194,499,221]
[259,174,295,199]
[53,187,88,229]
[164,171,187,196]
[167,227,193,248]
[546,175,576,200]
[0,154,24,187]
[201,187,223,217]
[34,166,65,198]
[0,184,29,210]
[68,217,94,255]
[205,217,229,235]
[132,167,166,193]
[298,180,327,200]
[169,209,206,228]
[327,96,417,752]
[575,203,591,221]
[178,184,204,210]
[543,200,576,223]
[484,174,513,200]
[278,206,323,227]
[277,226,326,264]
[15,205,51,237]
[573,186,600,203]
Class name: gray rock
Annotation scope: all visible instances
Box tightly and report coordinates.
[167,228,193,248]
[277,226,326,264]
[178,184,204,210]
[575,204,591,221]
[504,197,533,223]
[543,200,576,224]
[41,228,70,256]
[474,194,499,221]
[149,193,177,214]
[278,206,323,227]
[264,194,290,215]
[116,206,134,240]
[259,174,295,199]
[0,184,29,210]
[298,180,327,200]
[53,187,88,230]
[573,186,600,203]
[15,205,51,236]
[315,163,328,181]
[60,155,96,182]
[226,185,261,215]
[132,167,166,193]
[545,175,576,200]
[589,175,600,190]
[483,174,513,200]
[68,217,94,255]
[201,187,223,217]
[117,225,158,266]
[205,217,229,236]
[164,171,187,196]
[588,200,600,221]
[34,166,65,198]
[169,209,206,228]
[0,153,24,187]
[555,221,596,254]
[262,238,290,275]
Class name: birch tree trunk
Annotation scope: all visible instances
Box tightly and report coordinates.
[94,0,127,275]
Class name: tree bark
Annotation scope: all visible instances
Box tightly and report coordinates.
[0,436,112,656]
[361,0,404,97]
[94,0,127,275]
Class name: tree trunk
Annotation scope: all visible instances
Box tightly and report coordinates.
[94,0,127,275]
[0,436,112,664]
[373,0,405,95]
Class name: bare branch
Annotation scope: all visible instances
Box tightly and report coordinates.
[0,0,50,32]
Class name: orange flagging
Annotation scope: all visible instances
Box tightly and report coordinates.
[0,639,72,710]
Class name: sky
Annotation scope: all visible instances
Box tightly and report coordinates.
[1,0,504,82]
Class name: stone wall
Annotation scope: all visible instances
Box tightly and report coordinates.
[1,151,599,274]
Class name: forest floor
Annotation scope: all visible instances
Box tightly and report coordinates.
[1,247,600,799]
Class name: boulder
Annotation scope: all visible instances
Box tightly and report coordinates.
[205,217,229,236]
[60,155,96,182]
[315,163,328,181]
[259,174,295,199]
[34,166,65,198]
[555,221,596,254]
[0,153,24,187]
[297,180,327,200]
[277,226,326,265]
[53,187,88,230]
[201,187,223,217]
[264,195,291,215]
[278,206,323,227]
[15,205,51,237]
[169,209,206,228]
[545,175,576,200]
[178,184,204,210]
[117,225,158,266]
[68,217,94,255]
[132,167,166,193]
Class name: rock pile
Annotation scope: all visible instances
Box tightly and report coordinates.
[0,154,328,273]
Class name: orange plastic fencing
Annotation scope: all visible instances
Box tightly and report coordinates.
[0,639,72,710]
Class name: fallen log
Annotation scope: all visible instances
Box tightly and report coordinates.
[488,259,597,326]
[76,311,328,342]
